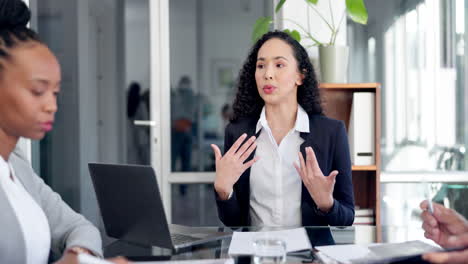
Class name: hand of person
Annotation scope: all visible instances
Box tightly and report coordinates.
[294,146,337,212]
[106,257,133,264]
[422,233,468,263]
[53,251,78,264]
[420,201,468,248]
[211,133,260,200]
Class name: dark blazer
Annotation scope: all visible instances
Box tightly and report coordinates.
[215,113,355,227]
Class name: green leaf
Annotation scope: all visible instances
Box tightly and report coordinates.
[275,0,286,13]
[305,0,318,4]
[346,0,368,25]
[252,16,273,43]
[284,29,301,42]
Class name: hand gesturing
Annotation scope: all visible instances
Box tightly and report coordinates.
[294,146,337,212]
[420,201,468,247]
[211,133,260,200]
[420,201,468,263]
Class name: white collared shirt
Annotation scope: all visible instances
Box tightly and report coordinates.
[249,105,309,227]
[0,156,51,264]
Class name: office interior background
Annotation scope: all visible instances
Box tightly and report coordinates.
[24,0,468,243]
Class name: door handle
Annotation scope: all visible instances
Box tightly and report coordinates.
[134,120,157,127]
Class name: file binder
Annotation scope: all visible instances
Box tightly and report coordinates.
[349,92,375,165]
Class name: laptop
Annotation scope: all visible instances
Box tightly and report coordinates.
[88,163,231,252]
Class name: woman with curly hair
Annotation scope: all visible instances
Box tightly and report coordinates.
[211,31,354,227]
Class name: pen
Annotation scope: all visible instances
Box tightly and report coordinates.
[423,178,434,214]
[78,254,114,264]
[427,198,434,214]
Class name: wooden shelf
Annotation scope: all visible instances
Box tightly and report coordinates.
[320,83,381,242]
[320,83,380,89]
[352,165,377,171]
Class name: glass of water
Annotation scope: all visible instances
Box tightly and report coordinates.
[253,237,286,264]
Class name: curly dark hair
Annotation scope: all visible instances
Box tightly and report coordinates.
[231,30,322,121]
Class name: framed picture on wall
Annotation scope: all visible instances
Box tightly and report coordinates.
[211,59,239,96]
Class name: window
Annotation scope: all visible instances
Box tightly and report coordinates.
[381,1,466,172]
[349,0,468,242]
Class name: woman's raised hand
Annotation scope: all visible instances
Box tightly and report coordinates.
[211,133,260,200]
[294,146,337,212]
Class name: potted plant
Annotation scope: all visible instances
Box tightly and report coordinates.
[252,0,368,83]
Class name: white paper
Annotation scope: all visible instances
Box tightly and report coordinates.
[228,227,312,255]
[134,258,233,264]
[316,245,372,264]
[316,240,440,264]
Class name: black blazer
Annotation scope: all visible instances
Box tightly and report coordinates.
[215,113,355,227]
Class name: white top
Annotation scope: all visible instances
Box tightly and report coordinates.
[0,156,51,264]
[249,105,309,227]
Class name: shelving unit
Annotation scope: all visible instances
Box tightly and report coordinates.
[319,83,381,242]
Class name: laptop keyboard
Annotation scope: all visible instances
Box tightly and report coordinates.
[170,233,200,245]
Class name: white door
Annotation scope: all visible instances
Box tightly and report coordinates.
[150,0,272,224]
[148,0,171,218]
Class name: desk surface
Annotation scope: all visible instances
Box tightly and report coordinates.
[104,226,388,262]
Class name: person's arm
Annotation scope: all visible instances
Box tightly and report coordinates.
[33,173,102,257]
[214,124,243,226]
[214,123,236,199]
[421,201,468,246]
[213,123,258,226]
[12,150,102,258]
[325,121,355,226]
[422,232,468,263]
[295,121,355,226]
[419,201,468,263]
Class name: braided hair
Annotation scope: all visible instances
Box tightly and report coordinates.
[231,30,322,121]
[0,0,41,69]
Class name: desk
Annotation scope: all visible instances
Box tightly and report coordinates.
[104,226,381,262]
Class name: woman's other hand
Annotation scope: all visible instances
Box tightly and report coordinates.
[211,133,260,200]
[294,146,337,212]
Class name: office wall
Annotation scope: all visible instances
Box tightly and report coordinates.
[86,0,126,224]
[36,0,126,226]
[125,0,151,91]
[37,0,85,214]
[124,0,200,92]
[77,0,100,224]
[169,0,198,91]
[91,0,126,167]
[42,0,101,223]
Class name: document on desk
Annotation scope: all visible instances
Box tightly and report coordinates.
[315,240,440,264]
[228,227,312,255]
[134,258,233,264]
